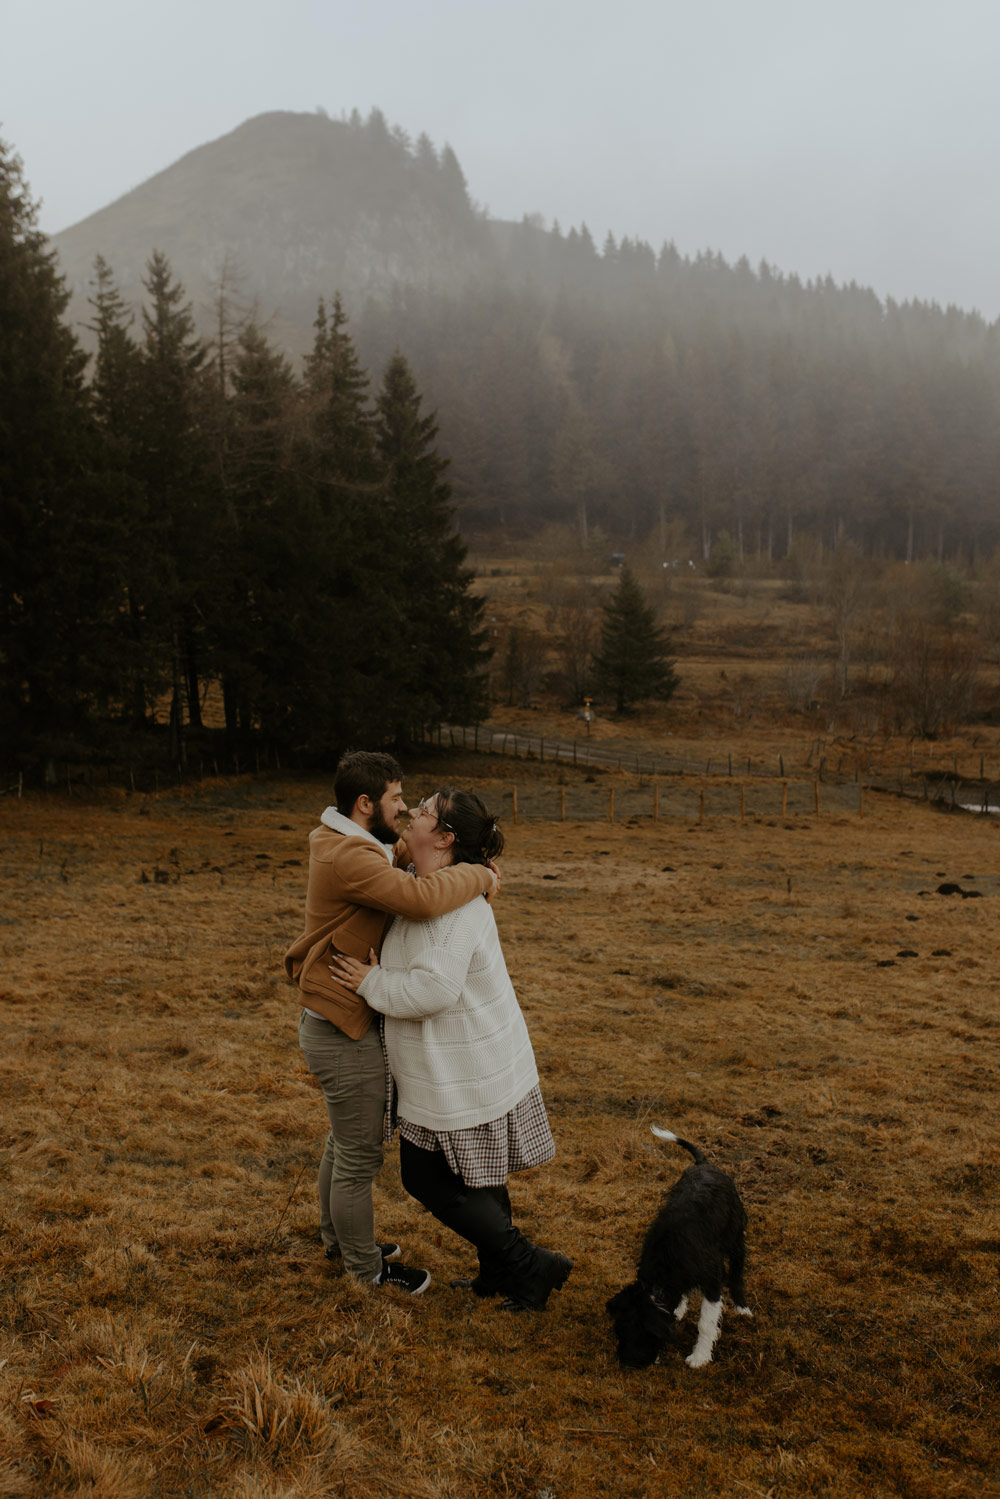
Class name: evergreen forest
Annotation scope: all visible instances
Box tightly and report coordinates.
[358,217,1000,559]
[6,108,1000,775]
[1,138,488,775]
[51,108,1000,569]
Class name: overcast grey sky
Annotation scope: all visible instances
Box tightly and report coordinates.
[5,0,999,318]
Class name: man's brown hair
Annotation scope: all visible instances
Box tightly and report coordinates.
[334,751,403,816]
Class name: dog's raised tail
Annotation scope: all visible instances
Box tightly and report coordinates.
[650,1125,706,1164]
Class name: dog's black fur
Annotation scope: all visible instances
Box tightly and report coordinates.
[606,1128,750,1369]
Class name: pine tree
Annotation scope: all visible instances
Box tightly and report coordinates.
[135,250,210,752]
[594,564,678,713]
[374,351,489,733]
[217,321,297,750]
[302,294,380,496]
[415,132,438,174]
[292,295,394,751]
[87,254,167,727]
[0,138,100,760]
[439,144,471,214]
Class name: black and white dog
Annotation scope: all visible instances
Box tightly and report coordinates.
[606,1126,752,1369]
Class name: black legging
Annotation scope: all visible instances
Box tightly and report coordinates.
[399,1137,535,1280]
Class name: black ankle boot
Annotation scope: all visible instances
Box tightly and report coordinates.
[501,1247,573,1311]
[450,1268,507,1297]
[450,1250,509,1297]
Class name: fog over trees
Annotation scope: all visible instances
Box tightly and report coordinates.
[51,109,1000,566]
[359,208,1000,563]
[5,109,1000,767]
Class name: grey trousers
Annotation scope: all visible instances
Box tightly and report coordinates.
[298,1011,385,1281]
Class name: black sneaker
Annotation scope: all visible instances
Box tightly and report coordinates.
[326,1241,401,1263]
[376,1259,431,1295]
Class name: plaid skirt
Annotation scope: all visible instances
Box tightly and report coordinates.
[398,1084,555,1188]
[377,1018,555,1186]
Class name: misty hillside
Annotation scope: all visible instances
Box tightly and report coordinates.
[52,108,1000,557]
[54,109,492,348]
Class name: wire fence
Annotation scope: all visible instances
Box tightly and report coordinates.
[493,778,863,823]
[416,724,1000,821]
[423,722,1000,786]
[5,725,999,820]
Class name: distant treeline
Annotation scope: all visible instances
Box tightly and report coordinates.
[52,106,1000,565]
[358,226,1000,557]
[336,116,1000,557]
[1,138,488,771]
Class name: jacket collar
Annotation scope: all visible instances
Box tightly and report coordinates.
[320,806,393,863]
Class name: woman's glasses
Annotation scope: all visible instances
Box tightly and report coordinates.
[412,798,455,833]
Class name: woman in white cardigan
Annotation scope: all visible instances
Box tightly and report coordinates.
[332,787,571,1311]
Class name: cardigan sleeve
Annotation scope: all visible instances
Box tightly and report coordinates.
[358,905,481,1020]
[332,842,494,917]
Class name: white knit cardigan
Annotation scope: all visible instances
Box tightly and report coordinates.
[357,896,539,1132]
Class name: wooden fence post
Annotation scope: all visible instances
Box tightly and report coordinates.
[781,781,788,818]
[740,783,746,822]
[512,786,518,824]
[560,787,566,821]
[699,788,705,823]
[813,781,819,816]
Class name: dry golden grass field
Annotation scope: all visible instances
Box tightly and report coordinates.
[1,754,998,1498]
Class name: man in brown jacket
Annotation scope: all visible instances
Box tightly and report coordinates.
[285,750,496,1294]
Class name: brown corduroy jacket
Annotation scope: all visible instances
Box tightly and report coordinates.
[283,823,494,1039]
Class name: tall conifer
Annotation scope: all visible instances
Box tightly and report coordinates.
[87,254,165,726]
[375,351,489,732]
[135,251,210,748]
[0,140,99,758]
[294,295,392,750]
[217,322,297,750]
[594,564,678,712]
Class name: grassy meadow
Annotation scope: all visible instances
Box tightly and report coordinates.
[1,747,998,1497]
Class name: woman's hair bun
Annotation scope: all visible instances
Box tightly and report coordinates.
[433,786,505,866]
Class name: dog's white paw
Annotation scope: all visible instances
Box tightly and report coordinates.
[734,1305,753,1318]
[685,1350,712,1369]
[673,1296,688,1320]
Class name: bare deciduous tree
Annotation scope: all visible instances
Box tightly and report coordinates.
[825,542,873,698]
